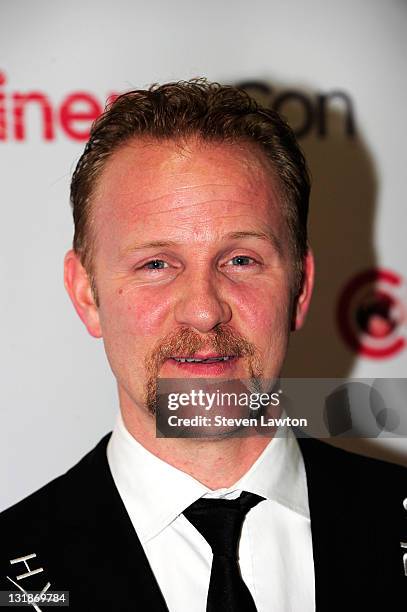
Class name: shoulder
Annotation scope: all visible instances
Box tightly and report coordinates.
[0,434,113,596]
[0,433,112,550]
[297,438,407,603]
[298,435,406,482]
[0,432,150,609]
[297,436,406,515]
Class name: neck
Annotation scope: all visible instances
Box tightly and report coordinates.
[120,398,271,489]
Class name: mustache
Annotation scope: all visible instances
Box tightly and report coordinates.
[144,325,262,415]
[145,325,257,371]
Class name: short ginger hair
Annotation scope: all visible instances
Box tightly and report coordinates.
[70,78,310,295]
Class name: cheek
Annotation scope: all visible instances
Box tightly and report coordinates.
[231,281,292,331]
[231,283,293,381]
[98,288,174,386]
[100,287,173,340]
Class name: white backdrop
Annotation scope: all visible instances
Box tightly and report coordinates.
[1,0,406,511]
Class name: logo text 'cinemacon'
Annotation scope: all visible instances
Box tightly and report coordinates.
[0,72,356,142]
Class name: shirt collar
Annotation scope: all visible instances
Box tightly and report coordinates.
[107,413,309,544]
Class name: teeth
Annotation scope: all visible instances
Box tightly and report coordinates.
[173,356,233,363]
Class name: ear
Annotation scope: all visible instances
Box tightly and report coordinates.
[64,250,102,338]
[292,249,315,331]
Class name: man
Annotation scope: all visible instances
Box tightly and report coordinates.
[1,79,405,611]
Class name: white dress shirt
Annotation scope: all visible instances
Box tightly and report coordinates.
[107,414,315,612]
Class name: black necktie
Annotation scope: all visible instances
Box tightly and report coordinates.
[183,491,265,612]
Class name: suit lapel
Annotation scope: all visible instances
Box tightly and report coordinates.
[298,437,406,610]
[299,437,359,610]
[56,435,169,611]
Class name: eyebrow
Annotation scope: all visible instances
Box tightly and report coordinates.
[225,231,284,256]
[124,231,283,256]
[123,240,178,254]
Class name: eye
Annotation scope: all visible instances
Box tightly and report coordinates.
[143,259,169,270]
[228,256,256,266]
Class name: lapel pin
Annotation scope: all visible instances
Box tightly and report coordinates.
[401,499,407,576]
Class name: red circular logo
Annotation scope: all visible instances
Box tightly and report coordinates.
[337,269,406,359]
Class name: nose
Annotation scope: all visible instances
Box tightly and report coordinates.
[174,272,232,333]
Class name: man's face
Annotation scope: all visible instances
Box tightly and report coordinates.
[65,137,313,415]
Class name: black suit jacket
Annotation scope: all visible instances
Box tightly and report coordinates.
[1,434,406,611]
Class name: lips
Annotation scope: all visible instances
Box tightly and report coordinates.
[164,354,239,376]
[171,355,235,364]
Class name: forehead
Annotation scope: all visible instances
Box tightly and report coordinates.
[92,137,285,244]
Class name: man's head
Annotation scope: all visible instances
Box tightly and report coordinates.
[64,79,314,416]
